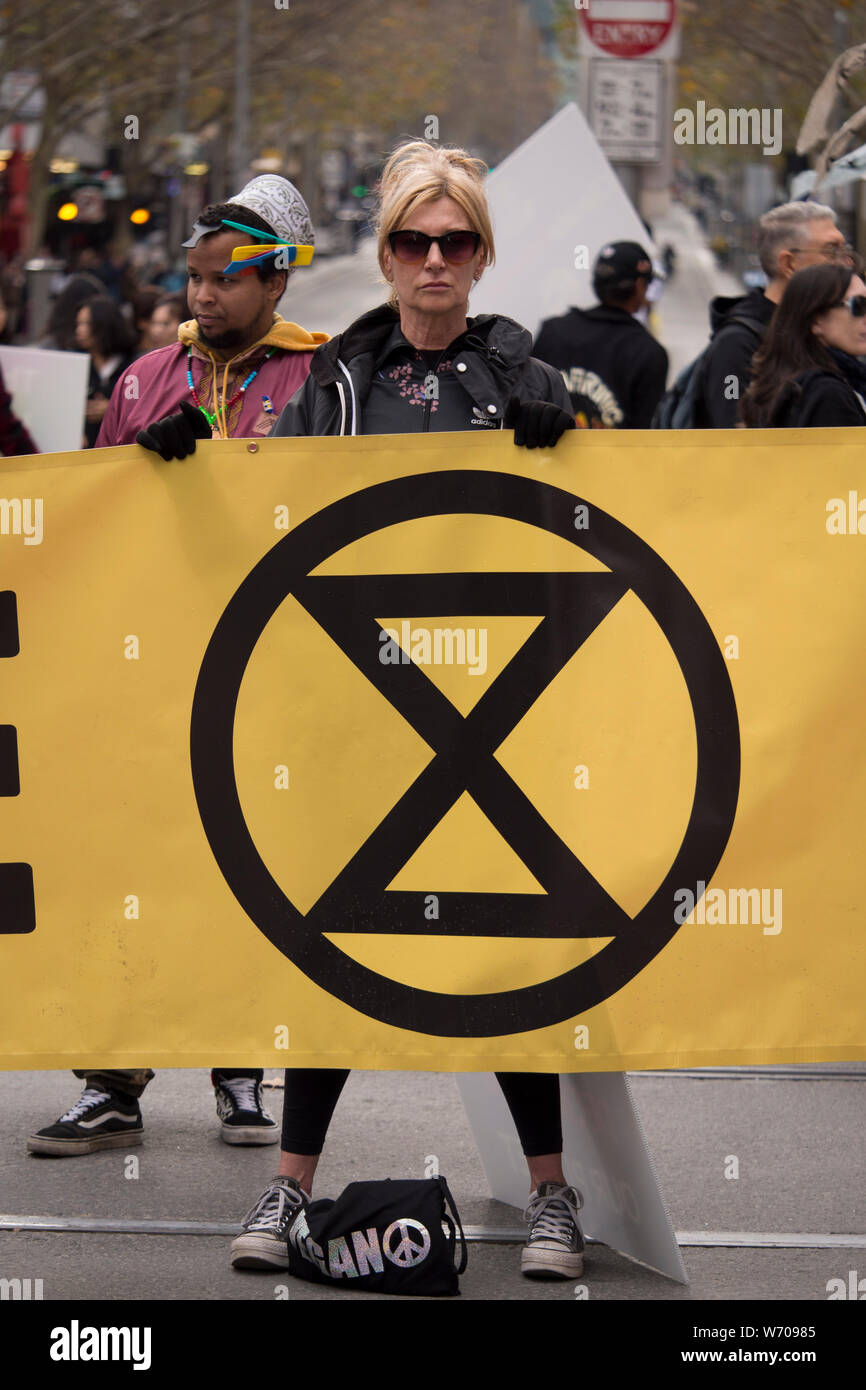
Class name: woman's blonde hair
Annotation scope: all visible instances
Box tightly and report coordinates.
[375,139,496,308]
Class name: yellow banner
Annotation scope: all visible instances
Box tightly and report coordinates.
[1,431,864,1071]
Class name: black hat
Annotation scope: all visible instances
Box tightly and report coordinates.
[592,241,654,297]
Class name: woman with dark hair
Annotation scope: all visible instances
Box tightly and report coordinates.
[740,262,866,427]
[75,295,136,446]
[40,272,104,352]
[128,284,164,354]
[147,292,187,350]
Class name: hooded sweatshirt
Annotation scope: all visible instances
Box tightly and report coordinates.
[95,314,329,447]
[700,288,776,428]
[531,305,669,429]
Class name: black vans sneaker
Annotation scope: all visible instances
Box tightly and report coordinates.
[27,1085,143,1156]
[213,1074,279,1146]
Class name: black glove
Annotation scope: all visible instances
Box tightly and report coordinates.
[504,396,576,449]
[136,400,212,460]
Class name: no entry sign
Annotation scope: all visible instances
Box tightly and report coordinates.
[580,0,676,59]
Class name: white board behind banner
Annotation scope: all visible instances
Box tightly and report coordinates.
[457,1071,687,1283]
[0,345,89,454]
[472,103,655,342]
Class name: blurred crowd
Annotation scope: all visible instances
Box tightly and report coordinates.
[0,242,187,449]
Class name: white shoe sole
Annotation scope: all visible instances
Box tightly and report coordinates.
[231,1234,290,1270]
[27,1129,143,1156]
[521,1245,584,1279]
[220,1124,280,1145]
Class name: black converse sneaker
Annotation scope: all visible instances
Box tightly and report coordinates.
[213,1074,279,1145]
[231,1176,308,1269]
[27,1085,143,1156]
[521,1181,585,1279]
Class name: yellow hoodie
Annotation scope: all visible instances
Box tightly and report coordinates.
[177,313,329,437]
[179,313,329,356]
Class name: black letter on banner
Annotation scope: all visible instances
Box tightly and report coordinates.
[0,592,35,933]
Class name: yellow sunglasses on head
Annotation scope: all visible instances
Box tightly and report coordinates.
[222,243,315,274]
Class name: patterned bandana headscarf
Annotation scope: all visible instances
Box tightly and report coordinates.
[182,174,315,249]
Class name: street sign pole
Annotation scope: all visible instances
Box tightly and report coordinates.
[578,0,680,223]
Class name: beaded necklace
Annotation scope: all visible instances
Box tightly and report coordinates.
[186,346,275,433]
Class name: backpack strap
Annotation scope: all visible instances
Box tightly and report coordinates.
[651,310,768,430]
[718,310,767,343]
[438,1177,468,1274]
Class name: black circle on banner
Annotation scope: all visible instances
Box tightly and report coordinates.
[190,471,740,1037]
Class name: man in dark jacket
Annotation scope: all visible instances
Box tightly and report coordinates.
[701,201,852,428]
[530,241,669,429]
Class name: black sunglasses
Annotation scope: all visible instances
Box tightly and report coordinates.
[388,229,481,265]
[836,294,866,318]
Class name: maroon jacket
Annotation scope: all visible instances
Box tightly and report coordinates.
[0,363,37,455]
[96,316,328,447]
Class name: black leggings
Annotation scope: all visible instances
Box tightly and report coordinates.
[281,1069,562,1158]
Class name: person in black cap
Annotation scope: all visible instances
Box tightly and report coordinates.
[532,240,669,429]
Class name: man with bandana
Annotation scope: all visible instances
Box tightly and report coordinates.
[28,177,327,1159]
[96,174,328,450]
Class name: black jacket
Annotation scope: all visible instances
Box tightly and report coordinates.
[84,354,133,448]
[0,363,36,456]
[700,289,775,428]
[768,349,866,427]
[531,304,668,429]
[270,303,571,437]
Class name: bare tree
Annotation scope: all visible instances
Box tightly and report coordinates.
[2,0,557,254]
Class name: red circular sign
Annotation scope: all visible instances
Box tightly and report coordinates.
[581,0,675,59]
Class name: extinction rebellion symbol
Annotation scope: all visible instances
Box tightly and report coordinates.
[190,471,740,1037]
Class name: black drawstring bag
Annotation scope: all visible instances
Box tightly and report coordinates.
[285,1177,468,1296]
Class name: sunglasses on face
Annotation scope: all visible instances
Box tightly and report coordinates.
[834,295,866,317]
[388,230,481,264]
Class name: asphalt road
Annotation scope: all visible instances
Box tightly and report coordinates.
[1,1065,863,1301]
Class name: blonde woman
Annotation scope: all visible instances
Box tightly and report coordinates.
[232,141,583,1284]
[269,139,575,444]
